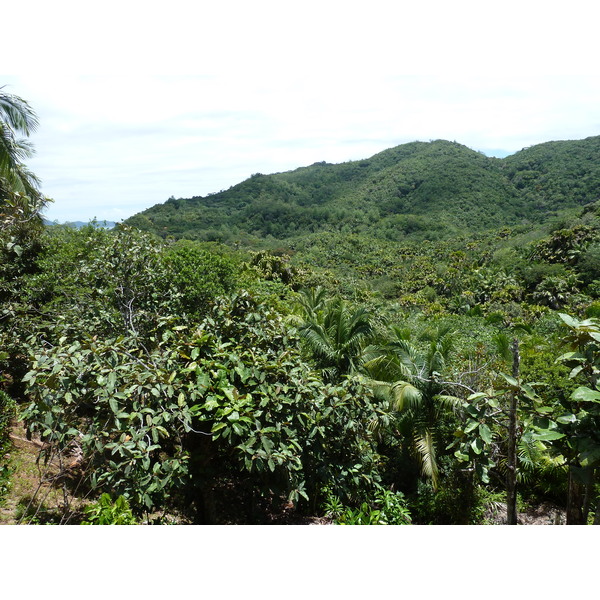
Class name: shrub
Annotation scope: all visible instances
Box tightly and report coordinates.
[81,494,137,525]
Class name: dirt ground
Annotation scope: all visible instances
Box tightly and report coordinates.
[0,422,91,524]
[484,499,566,525]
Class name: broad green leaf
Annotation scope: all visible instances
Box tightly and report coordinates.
[467,392,488,402]
[500,373,519,388]
[454,450,469,462]
[556,351,585,363]
[532,430,565,441]
[569,365,585,379]
[579,445,600,467]
[558,313,578,328]
[471,437,484,455]
[571,386,600,403]
[464,419,480,434]
[475,462,490,483]
[261,436,274,453]
[520,384,539,401]
[479,423,492,444]
[107,371,117,391]
[465,404,480,418]
[557,413,577,424]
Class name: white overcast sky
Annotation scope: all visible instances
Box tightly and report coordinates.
[3,0,600,223]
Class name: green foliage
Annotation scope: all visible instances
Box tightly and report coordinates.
[0,390,15,504]
[17,224,173,342]
[502,136,600,212]
[298,293,375,382]
[21,327,195,512]
[553,313,600,473]
[81,493,137,525]
[1,87,49,237]
[323,486,411,525]
[365,324,463,490]
[162,240,238,317]
[451,392,499,485]
[409,474,482,524]
[249,250,299,287]
[20,282,383,517]
[127,137,600,249]
[189,292,382,509]
[0,390,15,452]
[578,243,600,286]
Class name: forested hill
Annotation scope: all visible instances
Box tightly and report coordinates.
[125,136,600,245]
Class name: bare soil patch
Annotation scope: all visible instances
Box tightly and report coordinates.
[0,420,90,524]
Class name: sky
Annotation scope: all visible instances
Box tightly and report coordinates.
[3,1,600,223]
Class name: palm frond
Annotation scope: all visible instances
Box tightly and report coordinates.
[413,429,439,490]
[299,322,335,362]
[0,89,39,135]
[390,381,422,411]
[433,394,463,411]
[363,352,411,382]
[492,332,512,363]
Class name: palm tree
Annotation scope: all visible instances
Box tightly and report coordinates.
[0,86,47,232]
[298,294,375,382]
[295,286,328,322]
[365,324,461,491]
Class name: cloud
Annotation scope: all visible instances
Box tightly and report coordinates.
[3,6,600,222]
[9,72,596,221]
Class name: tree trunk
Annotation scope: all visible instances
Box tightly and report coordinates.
[593,493,600,525]
[566,467,587,525]
[582,467,595,523]
[506,338,520,525]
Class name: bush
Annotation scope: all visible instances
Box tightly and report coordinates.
[81,494,137,525]
[323,487,412,525]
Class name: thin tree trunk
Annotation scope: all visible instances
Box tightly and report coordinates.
[506,338,520,525]
[593,493,600,525]
[566,467,586,525]
[582,467,595,523]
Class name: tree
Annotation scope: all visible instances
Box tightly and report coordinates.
[298,295,375,382]
[365,325,461,491]
[554,313,600,524]
[0,86,48,234]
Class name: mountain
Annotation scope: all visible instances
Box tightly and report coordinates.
[125,136,600,246]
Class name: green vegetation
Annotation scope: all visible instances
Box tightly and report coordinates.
[126,137,600,247]
[3,90,600,524]
[81,493,137,525]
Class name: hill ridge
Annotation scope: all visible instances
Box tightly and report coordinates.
[126,136,600,245]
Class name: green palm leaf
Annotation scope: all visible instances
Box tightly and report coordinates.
[414,429,439,491]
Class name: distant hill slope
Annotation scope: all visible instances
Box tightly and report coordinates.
[501,136,600,211]
[125,136,600,245]
[44,219,117,229]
